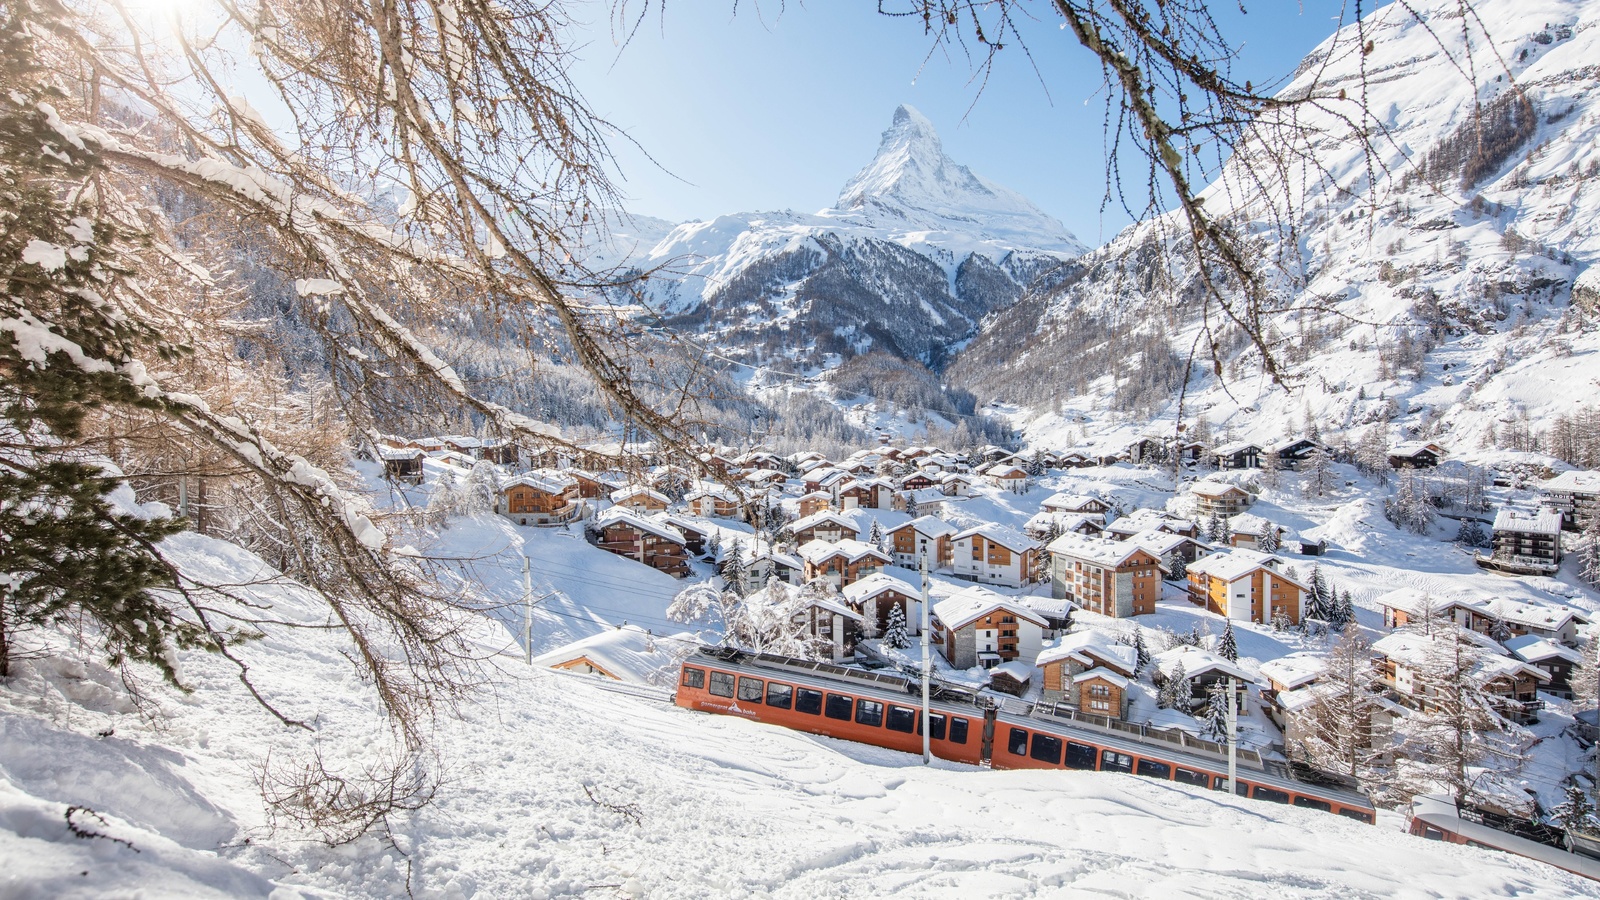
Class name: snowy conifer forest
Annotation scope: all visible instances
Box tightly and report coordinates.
[12,0,1600,896]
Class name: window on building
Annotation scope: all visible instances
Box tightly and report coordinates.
[737,676,764,703]
[681,667,706,689]
[1090,700,1111,712]
[971,542,982,560]
[766,682,793,709]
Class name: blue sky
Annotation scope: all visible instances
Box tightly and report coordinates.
[566,2,1355,246]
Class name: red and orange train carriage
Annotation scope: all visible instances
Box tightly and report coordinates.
[676,648,1376,823]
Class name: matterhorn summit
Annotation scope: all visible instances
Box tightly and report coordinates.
[827,105,1084,255]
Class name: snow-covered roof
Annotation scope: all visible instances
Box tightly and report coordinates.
[1037,630,1137,673]
[609,484,670,505]
[1372,633,1548,685]
[791,510,860,534]
[1491,506,1562,536]
[985,464,1028,478]
[1186,549,1300,587]
[953,523,1040,553]
[990,660,1033,683]
[903,487,956,505]
[1374,588,1476,616]
[685,483,740,503]
[1072,668,1130,689]
[1543,470,1600,495]
[1190,480,1248,498]
[937,471,976,484]
[1019,595,1073,620]
[1040,492,1108,512]
[1126,529,1192,558]
[1154,646,1253,683]
[1045,532,1160,568]
[378,447,424,460]
[1477,598,1587,631]
[893,515,957,540]
[1257,654,1327,691]
[594,508,685,544]
[797,539,889,566]
[1226,513,1280,537]
[530,626,696,685]
[1503,634,1582,665]
[934,585,1048,631]
[1211,440,1262,455]
[1389,440,1445,458]
[506,470,577,495]
[799,592,865,622]
[842,572,918,603]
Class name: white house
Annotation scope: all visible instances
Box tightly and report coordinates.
[951,524,1043,588]
[931,585,1048,669]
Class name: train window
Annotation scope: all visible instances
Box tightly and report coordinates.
[1064,742,1098,770]
[1030,733,1063,765]
[1421,826,1444,841]
[1100,750,1133,773]
[708,671,735,698]
[921,713,947,741]
[766,682,793,710]
[1135,759,1172,780]
[886,706,916,733]
[856,700,885,727]
[948,718,969,744]
[825,693,854,720]
[1174,768,1210,787]
[1339,809,1375,824]
[681,667,705,689]
[1292,796,1332,812]
[796,688,823,715]
[737,677,764,703]
[1252,786,1291,804]
[1007,728,1029,756]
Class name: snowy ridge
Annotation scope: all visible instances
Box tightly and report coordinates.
[956,0,1600,456]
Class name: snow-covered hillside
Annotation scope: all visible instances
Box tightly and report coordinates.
[954,0,1600,457]
[614,106,1083,368]
[5,514,1599,898]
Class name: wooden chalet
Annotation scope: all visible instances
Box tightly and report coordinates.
[988,661,1033,697]
[1186,549,1305,625]
[889,516,957,569]
[610,484,671,513]
[1271,437,1330,470]
[790,510,859,545]
[842,573,922,637]
[1210,441,1263,471]
[1153,646,1253,712]
[683,484,741,519]
[951,524,1043,588]
[1477,507,1562,576]
[1388,441,1446,469]
[1542,470,1600,529]
[568,469,625,500]
[798,539,890,588]
[379,447,425,483]
[1038,630,1137,707]
[897,471,938,492]
[1190,481,1252,518]
[498,471,579,526]
[1040,492,1112,516]
[1504,635,1581,698]
[796,491,833,518]
[1373,631,1547,725]
[591,509,691,578]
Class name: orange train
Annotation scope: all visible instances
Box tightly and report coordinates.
[676,648,1376,823]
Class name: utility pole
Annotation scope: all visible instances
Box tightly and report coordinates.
[921,539,932,765]
[523,553,534,665]
[1226,675,1238,796]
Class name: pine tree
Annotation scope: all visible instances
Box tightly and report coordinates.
[1200,681,1231,740]
[1257,524,1280,554]
[1218,620,1239,662]
[1573,636,1600,712]
[1581,517,1600,589]
[1555,785,1599,836]
[884,602,910,649]
[1207,511,1225,544]
[1386,470,1435,535]
[868,517,887,554]
[1455,518,1487,548]
[1260,447,1281,487]
[1331,590,1355,631]
[0,32,209,681]
[1131,627,1151,678]
[1168,555,1187,582]
[1159,662,1188,710]
[1306,565,1333,621]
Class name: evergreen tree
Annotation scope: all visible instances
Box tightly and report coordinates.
[1168,555,1187,582]
[1158,662,1188,710]
[1386,470,1435,535]
[1200,681,1231,741]
[884,602,910,649]
[1207,511,1225,544]
[1218,620,1239,662]
[1260,447,1281,487]
[1581,517,1600,589]
[1257,524,1281,554]
[1306,565,1334,622]
[1555,785,1599,836]
[1455,518,1487,548]
[0,32,210,681]
[718,538,745,595]
[1356,428,1391,485]
[1331,590,1356,631]
[1131,627,1151,678]
[1572,636,1600,712]
[868,517,887,554]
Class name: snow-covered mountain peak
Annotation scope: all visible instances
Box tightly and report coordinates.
[828,105,1085,255]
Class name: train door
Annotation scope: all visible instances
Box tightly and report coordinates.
[980,705,998,765]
